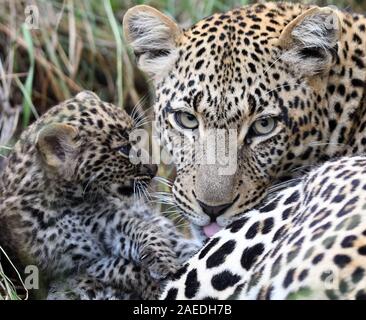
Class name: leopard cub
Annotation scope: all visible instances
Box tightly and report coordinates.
[0,91,199,299]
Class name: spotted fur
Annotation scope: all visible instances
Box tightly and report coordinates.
[124,2,366,242]
[0,91,199,300]
[162,156,366,300]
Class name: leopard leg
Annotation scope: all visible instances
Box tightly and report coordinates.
[92,214,180,279]
[150,215,202,263]
[47,275,137,300]
[85,256,160,300]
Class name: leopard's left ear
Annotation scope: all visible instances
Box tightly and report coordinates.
[36,123,79,179]
[278,7,342,76]
[123,5,181,81]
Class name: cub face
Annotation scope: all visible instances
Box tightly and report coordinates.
[34,91,157,199]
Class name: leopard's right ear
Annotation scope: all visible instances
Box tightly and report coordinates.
[123,5,181,81]
[278,7,342,76]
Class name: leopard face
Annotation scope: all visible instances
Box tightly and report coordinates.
[124,3,366,237]
[2,91,157,202]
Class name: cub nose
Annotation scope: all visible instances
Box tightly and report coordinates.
[140,164,158,178]
[197,200,234,221]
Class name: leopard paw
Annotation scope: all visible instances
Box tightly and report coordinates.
[140,244,178,280]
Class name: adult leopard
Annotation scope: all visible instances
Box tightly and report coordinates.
[123,2,366,244]
[162,156,366,299]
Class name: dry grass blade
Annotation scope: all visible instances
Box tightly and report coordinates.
[0,246,28,300]
[0,23,82,93]
[0,64,20,147]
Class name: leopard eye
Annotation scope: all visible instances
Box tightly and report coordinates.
[174,111,198,130]
[251,117,277,136]
[118,144,131,157]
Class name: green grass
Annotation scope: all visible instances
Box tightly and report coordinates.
[1,0,365,138]
[20,24,37,128]
[104,0,124,107]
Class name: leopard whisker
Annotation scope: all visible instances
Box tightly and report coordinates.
[153,176,173,187]
[174,221,190,229]
[136,182,143,201]
[150,196,175,205]
[160,210,179,215]
[252,51,285,88]
[264,80,302,96]
[130,94,148,123]
[267,178,301,194]
[133,179,138,203]
[136,181,144,201]
[134,117,150,129]
[290,164,315,174]
[307,141,350,148]
[139,180,152,201]
[82,174,98,197]
[148,199,175,205]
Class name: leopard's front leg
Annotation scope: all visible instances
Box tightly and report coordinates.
[150,215,202,263]
[120,217,179,279]
[85,257,160,299]
[48,262,160,300]
[92,213,179,279]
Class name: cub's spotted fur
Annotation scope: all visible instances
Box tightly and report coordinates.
[0,91,198,299]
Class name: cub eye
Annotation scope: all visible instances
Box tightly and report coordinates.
[118,144,131,157]
[251,117,277,136]
[174,111,198,130]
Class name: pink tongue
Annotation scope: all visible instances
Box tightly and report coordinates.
[203,222,222,238]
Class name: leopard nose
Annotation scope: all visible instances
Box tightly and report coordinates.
[140,164,158,178]
[197,200,234,221]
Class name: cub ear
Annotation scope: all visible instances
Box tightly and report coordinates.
[278,7,342,76]
[36,123,79,179]
[75,90,101,101]
[123,5,181,80]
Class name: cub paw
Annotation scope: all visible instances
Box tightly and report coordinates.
[140,243,178,280]
[142,281,161,300]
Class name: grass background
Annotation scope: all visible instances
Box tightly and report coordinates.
[0,0,365,300]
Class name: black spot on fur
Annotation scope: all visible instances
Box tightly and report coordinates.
[245,222,259,239]
[341,235,357,248]
[199,237,220,260]
[172,263,188,280]
[284,190,300,205]
[241,243,265,271]
[283,268,295,288]
[262,217,274,234]
[165,288,178,300]
[259,200,278,213]
[211,270,241,291]
[334,254,351,268]
[184,269,200,298]
[206,240,236,268]
[228,218,248,233]
[358,245,366,255]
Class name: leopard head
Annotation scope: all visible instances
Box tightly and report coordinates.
[124,3,343,238]
[3,91,157,203]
